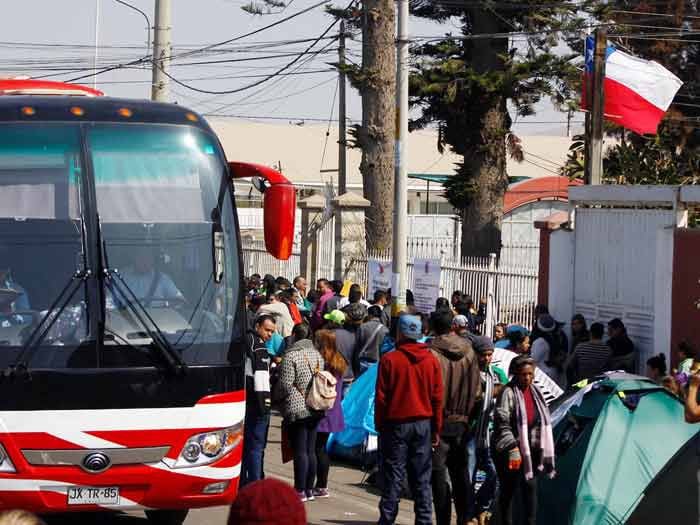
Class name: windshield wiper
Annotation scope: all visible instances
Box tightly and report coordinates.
[106,269,187,376]
[5,270,90,379]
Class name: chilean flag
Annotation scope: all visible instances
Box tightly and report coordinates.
[583,36,683,135]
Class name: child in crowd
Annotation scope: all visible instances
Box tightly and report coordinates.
[646,354,667,383]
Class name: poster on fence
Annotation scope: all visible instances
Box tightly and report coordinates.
[367,259,392,298]
[412,258,441,314]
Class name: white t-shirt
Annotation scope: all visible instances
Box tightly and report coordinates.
[337,297,371,309]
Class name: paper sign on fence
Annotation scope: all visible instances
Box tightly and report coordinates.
[367,259,391,298]
[412,258,441,314]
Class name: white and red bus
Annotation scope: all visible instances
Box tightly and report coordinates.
[0,79,295,523]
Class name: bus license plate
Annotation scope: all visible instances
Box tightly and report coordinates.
[67,486,119,505]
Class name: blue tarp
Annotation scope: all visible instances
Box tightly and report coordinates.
[329,361,379,450]
[328,336,398,456]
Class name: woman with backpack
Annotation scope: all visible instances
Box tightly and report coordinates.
[313,329,346,498]
[278,325,329,502]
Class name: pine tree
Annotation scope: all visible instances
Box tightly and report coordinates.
[410,1,596,257]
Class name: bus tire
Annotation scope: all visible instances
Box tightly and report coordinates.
[145,509,189,525]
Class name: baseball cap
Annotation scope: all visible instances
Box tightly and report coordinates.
[323,309,346,325]
[398,315,423,340]
[452,315,468,328]
[471,335,495,354]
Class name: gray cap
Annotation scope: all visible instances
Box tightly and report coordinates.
[471,335,494,354]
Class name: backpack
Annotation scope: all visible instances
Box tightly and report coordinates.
[304,357,338,411]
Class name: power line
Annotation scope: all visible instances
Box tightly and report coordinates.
[113,0,151,58]
[167,0,330,62]
[203,113,361,123]
[201,33,340,113]
[610,9,700,21]
[95,68,334,85]
[52,0,331,84]
[161,1,354,97]
[320,78,340,172]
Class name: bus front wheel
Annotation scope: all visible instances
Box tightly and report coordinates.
[145,509,189,525]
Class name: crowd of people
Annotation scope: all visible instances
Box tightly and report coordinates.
[8,272,693,525]
[237,271,700,525]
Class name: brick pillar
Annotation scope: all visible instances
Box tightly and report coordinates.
[534,211,569,307]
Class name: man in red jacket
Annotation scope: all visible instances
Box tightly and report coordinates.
[375,314,443,525]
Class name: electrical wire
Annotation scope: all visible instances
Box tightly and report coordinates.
[158,18,342,95]
[195,19,346,112]
[51,0,331,84]
[320,78,340,172]
[166,0,330,62]
[202,113,360,123]
[113,0,151,58]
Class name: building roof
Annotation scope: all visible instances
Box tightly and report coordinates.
[504,176,583,214]
[207,118,573,189]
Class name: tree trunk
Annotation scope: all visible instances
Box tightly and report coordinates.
[357,0,395,252]
[459,9,509,258]
[460,99,509,257]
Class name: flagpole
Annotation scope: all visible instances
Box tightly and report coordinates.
[586,26,607,185]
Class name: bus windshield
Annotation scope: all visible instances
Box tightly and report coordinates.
[0,122,241,369]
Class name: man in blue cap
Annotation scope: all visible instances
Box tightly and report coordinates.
[375,314,443,525]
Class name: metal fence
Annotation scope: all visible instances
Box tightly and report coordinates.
[241,238,301,279]
[347,250,538,333]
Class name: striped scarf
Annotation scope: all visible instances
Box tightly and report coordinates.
[513,384,556,481]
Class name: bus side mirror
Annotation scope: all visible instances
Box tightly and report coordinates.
[228,162,296,261]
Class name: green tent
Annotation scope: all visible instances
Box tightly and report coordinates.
[537,372,699,524]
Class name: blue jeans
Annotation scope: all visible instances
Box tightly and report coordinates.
[378,419,433,525]
[241,410,270,487]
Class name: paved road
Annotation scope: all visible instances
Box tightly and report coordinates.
[42,416,419,525]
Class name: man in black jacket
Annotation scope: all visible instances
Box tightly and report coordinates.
[241,314,275,486]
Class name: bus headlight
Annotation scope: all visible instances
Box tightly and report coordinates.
[174,423,243,468]
[0,444,16,473]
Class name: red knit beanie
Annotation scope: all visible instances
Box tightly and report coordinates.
[228,478,306,525]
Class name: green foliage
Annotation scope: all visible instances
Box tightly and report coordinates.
[561,134,585,180]
[604,119,700,184]
[409,1,597,214]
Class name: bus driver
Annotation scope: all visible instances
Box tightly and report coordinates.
[110,245,184,309]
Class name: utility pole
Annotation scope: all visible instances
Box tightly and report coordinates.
[584,27,607,185]
[391,0,409,316]
[151,0,171,102]
[93,0,100,91]
[333,22,347,280]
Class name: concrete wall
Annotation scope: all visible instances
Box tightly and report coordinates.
[548,229,575,331]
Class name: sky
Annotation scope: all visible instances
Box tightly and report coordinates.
[0,0,582,138]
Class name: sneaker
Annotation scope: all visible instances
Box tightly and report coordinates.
[312,488,330,498]
[297,490,308,502]
[304,490,315,501]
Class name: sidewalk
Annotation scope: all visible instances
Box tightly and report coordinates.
[264,415,419,525]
